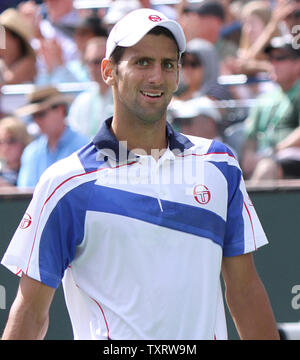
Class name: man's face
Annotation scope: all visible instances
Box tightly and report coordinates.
[178,12,222,43]
[85,39,106,83]
[107,34,180,125]
[178,12,200,42]
[269,48,300,88]
[74,28,96,55]
[32,105,63,136]
[181,53,203,89]
[0,130,25,165]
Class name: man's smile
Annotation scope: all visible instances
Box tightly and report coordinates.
[140,90,164,99]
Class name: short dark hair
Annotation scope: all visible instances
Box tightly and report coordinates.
[110,26,180,64]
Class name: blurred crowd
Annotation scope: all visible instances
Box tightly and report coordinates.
[1,0,300,189]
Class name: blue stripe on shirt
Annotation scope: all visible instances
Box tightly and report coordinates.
[38,182,226,287]
[207,160,245,256]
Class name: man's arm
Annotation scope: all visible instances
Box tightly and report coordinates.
[275,127,300,152]
[222,253,280,340]
[2,273,55,340]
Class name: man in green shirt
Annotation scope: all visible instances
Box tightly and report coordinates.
[242,35,300,180]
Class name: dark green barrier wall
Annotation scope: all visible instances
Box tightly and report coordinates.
[225,185,300,339]
[1,183,300,339]
[0,192,73,339]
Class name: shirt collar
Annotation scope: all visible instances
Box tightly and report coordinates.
[92,117,194,163]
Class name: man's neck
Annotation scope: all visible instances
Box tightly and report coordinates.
[110,116,168,161]
[280,78,300,92]
[47,124,66,151]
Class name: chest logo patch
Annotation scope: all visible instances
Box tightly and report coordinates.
[19,212,32,229]
[193,184,211,205]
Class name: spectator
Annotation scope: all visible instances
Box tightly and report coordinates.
[35,14,108,84]
[103,0,141,31]
[174,38,230,101]
[178,0,237,62]
[222,1,279,100]
[18,0,81,84]
[0,8,37,85]
[223,1,273,76]
[170,95,240,157]
[67,15,108,82]
[68,37,113,138]
[170,37,234,149]
[223,0,298,78]
[15,86,89,188]
[218,0,242,47]
[242,35,300,180]
[38,0,79,61]
[138,0,178,19]
[170,96,222,140]
[0,116,31,187]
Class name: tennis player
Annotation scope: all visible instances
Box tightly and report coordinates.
[1,9,279,340]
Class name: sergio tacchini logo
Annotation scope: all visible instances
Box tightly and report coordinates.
[193,184,211,205]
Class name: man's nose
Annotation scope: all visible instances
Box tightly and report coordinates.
[148,63,163,85]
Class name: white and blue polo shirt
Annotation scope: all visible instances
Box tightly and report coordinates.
[1,118,268,340]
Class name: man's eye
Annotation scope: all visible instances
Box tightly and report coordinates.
[137,59,149,66]
[163,61,175,70]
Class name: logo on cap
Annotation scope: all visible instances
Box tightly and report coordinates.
[148,15,162,22]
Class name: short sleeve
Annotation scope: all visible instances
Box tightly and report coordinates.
[1,155,89,288]
[205,140,268,257]
[223,168,268,257]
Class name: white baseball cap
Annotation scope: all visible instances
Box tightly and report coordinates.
[105,8,186,59]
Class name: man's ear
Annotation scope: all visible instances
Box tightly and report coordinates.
[101,59,116,86]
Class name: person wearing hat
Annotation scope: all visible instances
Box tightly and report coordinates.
[1,9,279,340]
[242,35,300,180]
[170,96,237,156]
[0,8,36,85]
[170,96,222,140]
[15,86,89,188]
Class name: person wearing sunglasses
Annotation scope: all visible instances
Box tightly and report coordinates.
[15,86,89,188]
[68,36,113,138]
[173,38,231,104]
[170,38,231,146]
[242,35,300,180]
[177,49,204,101]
